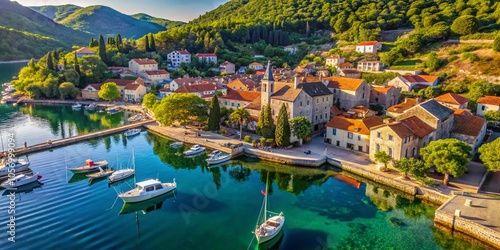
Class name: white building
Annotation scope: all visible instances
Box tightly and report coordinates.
[197,53,217,64]
[325,55,345,67]
[284,45,298,54]
[476,96,500,116]
[144,69,170,84]
[325,115,383,153]
[355,41,382,53]
[249,62,264,70]
[167,50,191,68]
[387,75,439,92]
[129,58,158,75]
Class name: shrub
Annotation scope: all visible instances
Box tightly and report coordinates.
[260,137,267,146]
[494,34,500,52]
[447,55,459,62]
[243,135,252,143]
[220,129,227,135]
[265,138,274,146]
[251,139,257,145]
[458,45,480,53]
[462,52,480,62]
[448,50,459,55]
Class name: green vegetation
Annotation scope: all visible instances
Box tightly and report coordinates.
[229,107,251,141]
[257,104,275,138]
[479,138,500,172]
[58,82,79,99]
[142,92,158,109]
[420,139,472,186]
[275,103,291,147]
[131,13,185,30]
[98,82,120,101]
[494,34,500,52]
[30,4,82,22]
[389,59,422,70]
[290,116,312,144]
[374,151,391,170]
[154,93,208,126]
[361,72,398,85]
[425,52,441,72]
[208,95,221,131]
[394,158,428,179]
[451,15,478,36]
[484,110,500,122]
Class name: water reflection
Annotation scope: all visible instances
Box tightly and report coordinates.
[119,191,176,215]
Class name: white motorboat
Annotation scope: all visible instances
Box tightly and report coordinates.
[254,174,285,244]
[72,103,82,110]
[124,129,141,137]
[0,159,30,177]
[183,145,205,156]
[68,159,108,173]
[170,142,183,148]
[128,114,144,122]
[86,166,115,180]
[1,172,41,189]
[118,178,176,203]
[206,151,231,165]
[85,103,97,111]
[107,106,122,114]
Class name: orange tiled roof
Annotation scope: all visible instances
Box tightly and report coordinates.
[219,89,261,102]
[477,96,500,106]
[271,83,302,102]
[452,114,486,137]
[454,109,472,115]
[372,85,394,94]
[324,76,365,91]
[331,106,343,116]
[357,41,379,46]
[402,75,439,83]
[124,83,143,90]
[177,50,191,55]
[175,83,224,93]
[434,93,469,105]
[337,62,353,68]
[387,98,419,113]
[145,70,169,75]
[386,122,415,138]
[249,62,263,66]
[74,47,95,54]
[104,78,136,87]
[132,58,158,65]
[325,115,383,135]
[197,53,216,57]
[245,96,262,110]
[399,116,435,138]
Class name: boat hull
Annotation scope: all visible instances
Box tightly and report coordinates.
[68,161,108,173]
[119,184,176,203]
[1,174,40,189]
[255,214,285,244]
[108,169,135,183]
[0,163,30,177]
[183,148,205,156]
[86,169,115,179]
[206,155,231,165]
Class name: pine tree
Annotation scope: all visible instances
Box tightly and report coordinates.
[150,33,156,51]
[47,51,54,70]
[275,103,291,147]
[208,95,221,131]
[98,34,107,64]
[145,35,150,52]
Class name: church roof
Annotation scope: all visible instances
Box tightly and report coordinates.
[263,60,274,81]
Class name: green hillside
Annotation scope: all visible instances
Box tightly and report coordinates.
[30,4,82,22]
[132,13,185,31]
[59,6,165,38]
[0,0,89,61]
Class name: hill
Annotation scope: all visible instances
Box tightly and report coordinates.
[58,6,165,39]
[0,0,89,61]
[30,4,82,22]
[131,13,185,31]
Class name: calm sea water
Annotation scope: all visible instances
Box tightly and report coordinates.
[0,64,482,250]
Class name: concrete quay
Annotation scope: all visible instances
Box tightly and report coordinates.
[2,120,155,156]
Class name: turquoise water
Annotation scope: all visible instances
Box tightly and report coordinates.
[0,62,482,250]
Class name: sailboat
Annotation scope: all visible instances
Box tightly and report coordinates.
[108,148,136,184]
[254,174,285,244]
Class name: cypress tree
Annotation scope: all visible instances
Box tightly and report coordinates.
[256,106,265,135]
[208,95,221,131]
[150,33,156,51]
[115,34,122,52]
[47,52,54,70]
[145,35,150,52]
[268,31,274,45]
[306,21,310,37]
[262,104,275,138]
[74,53,80,75]
[98,34,107,64]
[275,103,291,147]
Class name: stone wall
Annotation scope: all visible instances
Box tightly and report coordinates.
[435,209,500,249]
[244,148,326,167]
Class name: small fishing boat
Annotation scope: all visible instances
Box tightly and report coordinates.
[183,145,205,156]
[254,174,285,244]
[107,106,122,114]
[206,151,231,165]
[118,178,176,203]
[86,166,115,180]
[128,113,144,122]
[109,148,136,184]
[0,159,30,177]
[0,172,41,189]
[85,103,97,111]
[170,142,183,148]
[124,128,141,137]
[72,103,82,110]
[68,159,108,173]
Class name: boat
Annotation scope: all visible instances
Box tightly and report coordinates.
[128,114,144,122]
[86,166,115,180]
[71,103,82,110]
[118,178,176,203]
[85,103,97,111]
[254,174,285,244]
[207,150,220,157]
[109,148,136,184]
[107,106,122,114]
[206,151,232,165]
[124,128,141,137]
[183,145,205,156]
[0,172,41,189]
[119,191,175,215]
[0,158,30,177]
[170,142,183,148]
[68,159,108,173]
[2,181,42,195]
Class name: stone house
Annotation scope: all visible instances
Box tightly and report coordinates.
[434,93,469,110]
[219,89,261,109]
[386,97,421,117]
[450,113,487,153]
[167,50,191,68]
[129,58,158,75]
[387,75,439,92]
[370,85,401,108]
[325,55,345,67]
[81,84,102,100]
[325,115,383,153]
[174,82,226,99]
[355,41,382,53]
[476,96,500,116]
[169,77,202,91]
[227,78,258,91]
[123,82,147,102]
[197,53,217,64]
[338,68,361,79]
[143,69,170,84]
[357,60,384,72]
[219,61,235,74]
[323,77,370,110]
[249,62,264,70]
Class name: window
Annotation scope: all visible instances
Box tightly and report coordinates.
[320,114,323,119]
[322,97,324,102]
[326,97,329,101]
[332,129,337,135]
[315,116,318,121]
[231,102,235,107]
[377,132,381,139]
[347,132,353,139]
[316,99,319,103]
[155,184,163,190]
[376,144,380,152]
[237,103,240,107]
[299,111,303,116]
[481,105,485,111]
[224,101,227,105]
[404,137,407,144]
[307,100,310,105]
[325,113,328,119]
[357,135,361,141]
[388,135,393,141]
[300,101,303,106]
[388,148,393,157]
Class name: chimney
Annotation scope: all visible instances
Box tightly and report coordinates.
[294,74,300,89]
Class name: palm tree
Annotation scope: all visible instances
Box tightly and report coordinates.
[229,107,251,141]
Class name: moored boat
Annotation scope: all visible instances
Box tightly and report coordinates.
[128,113,144,122]
[124,128,141,137]
[0,158,30,177]
[68,159,108,173]
[254,174,285,244]
[72,103,82,110]
[85,103,97,111]
[107,106,123,114]
[170,142,183,148]
[206,151,231,165]
[108,168,135,183]
[183,145,205,156]
[0,172,41,189]
[118,178,176,203]
[86,166,115,180]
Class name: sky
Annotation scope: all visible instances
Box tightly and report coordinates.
[14,0,230,22]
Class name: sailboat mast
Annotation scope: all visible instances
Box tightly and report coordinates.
[264,174,269,221]
[132,147,136,185]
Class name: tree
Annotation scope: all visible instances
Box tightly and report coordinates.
[47,51,54,71]
[275,103,291,147]
[98,34,107,64]
[58,82,80,100]
[149,33,156,51]
[290,116,312,144]
[145,34,151,52]
[493,34,500,52]
[420,138,472,186]
[79,56,109,84]
[98,82,121,101]
[208,95,221,131]
[142,92,157,109]
[261,104,275,138]
[451,15,478,35]
[374,151,392,170]
[479,138,500,172]
[394,158,428,179]
[154,93,208,126]
[483,110,500,121]
[425,52,441,72]
[229,107,250,141]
